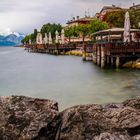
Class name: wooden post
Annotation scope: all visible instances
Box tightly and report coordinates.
[111,57,114,67]
[106,56,110,65]
[101,46,105,68]
[82,44,86,61]
[97,45,100,65]
[116,56,120,68]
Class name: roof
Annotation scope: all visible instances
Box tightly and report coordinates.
[130,4,140,9]
[67,17,95,24]
[92,28,140,36]
[100,6,122,13]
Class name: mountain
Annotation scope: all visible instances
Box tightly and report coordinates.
[0,33,25,46]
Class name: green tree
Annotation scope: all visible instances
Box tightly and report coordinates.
[32,29,38,43]
[105,10,125,28]
[89,19,109,34]
[129,9,140,29]
[65,26,78,43]
[21,34,31,44]
[76,19,109,46]
[76,24,90,46]
[41,23,62,39]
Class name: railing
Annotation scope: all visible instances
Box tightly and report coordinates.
[109,42,140,54]
[93,42,140,55]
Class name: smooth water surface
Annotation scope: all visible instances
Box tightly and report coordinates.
[0,47,140,110]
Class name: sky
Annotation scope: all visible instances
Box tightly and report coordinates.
[0,0,139,35]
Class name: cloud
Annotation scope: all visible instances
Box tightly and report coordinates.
[0,0,139,34]
[0,28,12,36]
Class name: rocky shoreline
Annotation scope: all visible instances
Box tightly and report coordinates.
[0,96,139,140]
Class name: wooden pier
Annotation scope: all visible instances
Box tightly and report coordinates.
[27,44,76,55]
[92,28,140,68]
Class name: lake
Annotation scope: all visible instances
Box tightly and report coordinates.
[0,47,140,110]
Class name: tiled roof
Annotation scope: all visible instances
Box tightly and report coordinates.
[67,17,95,24]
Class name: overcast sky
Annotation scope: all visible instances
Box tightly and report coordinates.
[0,0,139,35]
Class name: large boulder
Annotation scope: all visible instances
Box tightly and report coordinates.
[123,96,140,109]
[0,95,61,140]
[58,97,140,140]
[57,104,103,140]
[94,132,131,140]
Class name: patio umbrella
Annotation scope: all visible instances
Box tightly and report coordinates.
[36,33,43,44]
[55,30,59,43]
[44,33,48,44]
[49,32,52,44]
[123,11,130,43]
[61,29,65,44]
[29,39,32,45]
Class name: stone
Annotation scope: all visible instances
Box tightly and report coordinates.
[0,95,61,140]
[0,96,140,140]
[123,96,140,109]
[94,132,131,140]
[58,97,140,140]
[57,104,104,140]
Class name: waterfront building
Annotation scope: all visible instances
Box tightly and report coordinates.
[130,3,140,10]
[95,5,126,21]
[66,16,95,27]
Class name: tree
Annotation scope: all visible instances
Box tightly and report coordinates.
[65,26,78,43]
[41,23,62,39]
[76,24,90,46]
[21,34,31,44]
[76,19,109,46]
[32,29,38,43]
[129,9,140,29]
[89,19,109,34]
[105,10,125,28]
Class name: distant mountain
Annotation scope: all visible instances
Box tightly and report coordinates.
[0,33,25,46]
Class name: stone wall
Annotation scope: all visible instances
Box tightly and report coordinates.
[0,95,139,140]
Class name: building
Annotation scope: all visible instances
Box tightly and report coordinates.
[130,4,140,10]
[96,5,124,21]
[66,16,95,27]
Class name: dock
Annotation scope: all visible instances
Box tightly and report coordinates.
[92,28,140,68]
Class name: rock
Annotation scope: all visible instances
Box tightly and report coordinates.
[123,96,140,109]
[0,96,140,140]
[122,61,134,68]
[58,101,140,140]
[132,135,140,140]
[0,95,61,140]
[94,132,131,140]
[57,104,103,140]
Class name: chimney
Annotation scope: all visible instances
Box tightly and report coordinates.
[77,16,79,19]
[133,3,135,6]
[112,4,116,7]
[73,17,75,20]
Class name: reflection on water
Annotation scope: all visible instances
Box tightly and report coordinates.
[0,47,140,110]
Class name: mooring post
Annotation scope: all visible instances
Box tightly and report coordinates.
[82,44,86,61]
[111,57,114,67]
[116,56,120,68]
[101,46,105,68]
[107,56,110,65]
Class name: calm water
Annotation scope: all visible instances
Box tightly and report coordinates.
[0,47,140,110]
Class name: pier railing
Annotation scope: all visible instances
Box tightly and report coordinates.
[108,42,140,54]
[94,42,140,55]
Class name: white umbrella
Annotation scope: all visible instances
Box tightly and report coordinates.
[36,33,43,44]
[61,29,65,44]
[123,11,130,43]
[55,30,59,43]
[29,39,32,45]
[44,33,48,44]
[49,32,52,44]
